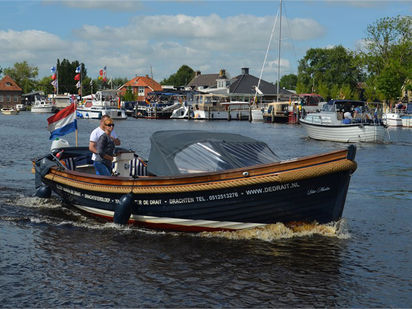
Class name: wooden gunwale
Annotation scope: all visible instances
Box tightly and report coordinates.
[44,148,356,194]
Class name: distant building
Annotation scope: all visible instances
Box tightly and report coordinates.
[187,70,224,91]
[118,75,163,102]
[229,67,297,103]
[0,75,23,108]
[187,67,297,103]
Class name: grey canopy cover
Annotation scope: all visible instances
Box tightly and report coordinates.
[147,130,279,176]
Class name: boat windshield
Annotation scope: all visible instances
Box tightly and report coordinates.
[174,141,278,174]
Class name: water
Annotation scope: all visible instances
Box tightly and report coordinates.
[1,112,411,307]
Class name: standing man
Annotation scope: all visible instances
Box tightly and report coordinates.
[89,115,121,174]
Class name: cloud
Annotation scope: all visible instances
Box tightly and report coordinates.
[2,13,325,82]
[42,0,144,12]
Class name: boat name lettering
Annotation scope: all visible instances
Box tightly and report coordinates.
[208,192,238,201]
[56,184,81,196]
[245,182,300,195]
[307,186,330,195]
[84,193,111,203]
[169,197,195,205]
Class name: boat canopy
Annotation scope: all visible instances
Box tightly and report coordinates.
[322,100,367,113]
[147,130,279,176]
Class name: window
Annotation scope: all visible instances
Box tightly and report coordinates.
[138,86,145,96]
[0,95,3,102]
[6,95,11,102]
[14,95,18,103]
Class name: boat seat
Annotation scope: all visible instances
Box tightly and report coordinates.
[129,156,148,177]
[62,155,94,171]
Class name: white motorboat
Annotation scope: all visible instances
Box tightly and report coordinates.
[77,90,127,120]
[193,94,249,120]
[170,102,193,119]
[382,112,403,127]
[1,107,19,115]
[251,106,264,122]
[15,104,26,111]
[31,95,54,113]
[300,100,387,143]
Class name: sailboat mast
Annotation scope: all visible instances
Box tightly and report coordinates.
[277,0,282,102]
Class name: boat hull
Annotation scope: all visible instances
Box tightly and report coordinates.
[300,120,386,143]
[1,109,19,115]
[37,148,356,232]
[401,115,412,127]
[31,106,54,113]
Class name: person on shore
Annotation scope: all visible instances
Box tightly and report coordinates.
[89,115,120,175]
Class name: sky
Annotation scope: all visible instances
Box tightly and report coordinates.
[0,0,411,84]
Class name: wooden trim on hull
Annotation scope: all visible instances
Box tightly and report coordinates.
[44,151,356,195]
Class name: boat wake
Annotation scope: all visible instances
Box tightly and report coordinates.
[200,220,350,241]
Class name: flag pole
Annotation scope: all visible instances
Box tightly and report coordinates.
[75,103,78,147]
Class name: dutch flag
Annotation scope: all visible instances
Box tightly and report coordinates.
[47,103,77,140]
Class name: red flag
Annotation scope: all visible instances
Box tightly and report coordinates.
[51,73,56,80]
[74,74,80,81]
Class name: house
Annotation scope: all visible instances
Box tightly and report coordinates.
[118,75,163,102]
[186,69,228,93]
[229,68,297,103]
[0,75,23,108]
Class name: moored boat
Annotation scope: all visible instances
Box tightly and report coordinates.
[31,95,55,113]
[77,90,127,120]
[1,107,19,115]
[300,100,387,143]
[401,104,412,127]
[33,130,357,232]
[383,112,403,127]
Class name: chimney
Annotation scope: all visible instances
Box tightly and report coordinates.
[241,67,249,75]
[219,69,226,78]
[196,71,201,77]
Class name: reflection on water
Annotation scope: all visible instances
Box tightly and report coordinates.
[1,113,412,307]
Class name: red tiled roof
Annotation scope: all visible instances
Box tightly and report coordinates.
[0,75,22,92]
[121,76,163,91]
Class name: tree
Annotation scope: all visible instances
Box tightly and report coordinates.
[161,65,195,87]
[122,87,136,101]
[361,15,412,102]
[37,76,54,94]
[296,46,364,99]
[3,61,38,93]
[56,59,87,95]
[279,74,297,90]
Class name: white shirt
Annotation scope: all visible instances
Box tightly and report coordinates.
[90,127,118,161]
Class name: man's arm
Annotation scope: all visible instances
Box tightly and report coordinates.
[89,141,97,154]
[113,137,120,146]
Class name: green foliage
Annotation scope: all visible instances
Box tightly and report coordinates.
[297,46,363,99]
[122,87,136,101]
[3,61,38,93]
[36,76,54,94]
[56,59,87,95]
[161,65,195,87]
[361,15,412,102]
[279,74,297,90]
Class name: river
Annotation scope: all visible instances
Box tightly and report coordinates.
[0,112,411,307]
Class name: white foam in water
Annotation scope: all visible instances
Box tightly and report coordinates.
[200,219,350,241]
[11,196,62,209]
